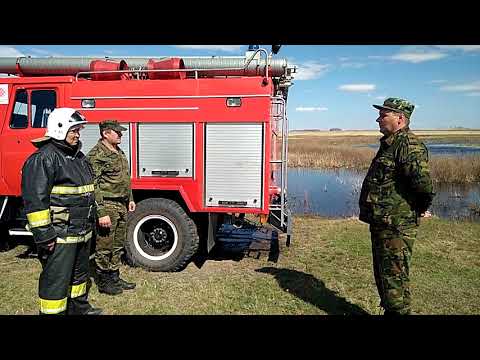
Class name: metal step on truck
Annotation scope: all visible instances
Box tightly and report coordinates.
[0,45,296,271]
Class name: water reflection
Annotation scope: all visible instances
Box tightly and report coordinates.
[285,168,480,221]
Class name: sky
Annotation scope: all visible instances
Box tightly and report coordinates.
[1,44,479,130]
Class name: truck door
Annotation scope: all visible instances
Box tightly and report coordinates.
[0,86,57,195]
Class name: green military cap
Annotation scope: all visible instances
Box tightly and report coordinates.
[99,119,127,132]
[373,97,415,119]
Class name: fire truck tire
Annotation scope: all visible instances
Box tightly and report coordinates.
[125,198,199,272]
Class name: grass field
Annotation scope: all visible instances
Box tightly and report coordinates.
[1,215,479,315]
[288,130,480,183]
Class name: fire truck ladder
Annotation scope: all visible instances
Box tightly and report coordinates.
[269,96,292,246]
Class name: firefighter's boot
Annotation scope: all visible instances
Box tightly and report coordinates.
[111,270,136,290]
[95,268,123,295]
[68,295,103,315]
[84,305,103,315]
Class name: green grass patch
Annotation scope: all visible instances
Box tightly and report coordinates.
[1,216,479,315]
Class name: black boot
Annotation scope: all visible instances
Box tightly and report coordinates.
[67,294,103,315]
[84,305,103,315]
[68,302,103,315]
[95,268,123,295]
[111,270,136,290]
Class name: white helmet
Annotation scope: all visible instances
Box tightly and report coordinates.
[45,108,88,140]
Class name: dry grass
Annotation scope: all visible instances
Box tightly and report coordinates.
[430,156,480,184]
[1,215,479,315]
[287,133,480,183]
[291,129,480,138]
[288,144,375,170]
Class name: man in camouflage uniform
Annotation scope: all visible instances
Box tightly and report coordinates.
[359,98,434,315]
[88,120,136,295]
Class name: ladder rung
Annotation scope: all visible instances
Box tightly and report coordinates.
[270,160,283,164]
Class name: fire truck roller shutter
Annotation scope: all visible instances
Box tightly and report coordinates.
[124,198,199,272]
[205,123,263,208]
[138,123,193,177]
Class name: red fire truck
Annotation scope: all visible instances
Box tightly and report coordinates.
[0,46,295,271]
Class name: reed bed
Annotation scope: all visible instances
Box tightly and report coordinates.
[288,144,374,170]
[430,156,480,184]
[288,136,480,183]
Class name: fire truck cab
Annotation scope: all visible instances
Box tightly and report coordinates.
[0,46,295,271]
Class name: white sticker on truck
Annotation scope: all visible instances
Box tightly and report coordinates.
[0,84,8,104]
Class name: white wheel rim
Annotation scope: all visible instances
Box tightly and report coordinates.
[133,215,178,261]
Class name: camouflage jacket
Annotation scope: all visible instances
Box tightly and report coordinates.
[359,127,434,229]
[87,140,133,218]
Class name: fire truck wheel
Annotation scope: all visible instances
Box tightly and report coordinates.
[125,198,199,272]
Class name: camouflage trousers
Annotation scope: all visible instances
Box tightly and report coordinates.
[370,225,417,315]
[95,200,127,272]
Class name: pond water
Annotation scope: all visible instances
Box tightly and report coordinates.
[363,143,480,156]
[285,168,480,221]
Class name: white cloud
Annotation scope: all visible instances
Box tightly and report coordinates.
[338,84,376,92]
[173,45,243,53]
[0,46,24,57]
[391,51,447,63]
[367,55,388,60]
[338,57,350,62]
[340,62,366,69]
[368,45,478,67]
[369,46,448,64]
[293,61,330,80]
[375,95,386,100]
[430,79,448,84]
[434,45,480,52]
[440,81,480,92]
[27,47,63,57]
[466,92,480,96]
[296,107,328,112]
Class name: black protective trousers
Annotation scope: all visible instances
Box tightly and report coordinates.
[38,239,92,315]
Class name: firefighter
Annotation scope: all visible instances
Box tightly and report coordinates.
[87,120,136,295]
[21,108,102,315]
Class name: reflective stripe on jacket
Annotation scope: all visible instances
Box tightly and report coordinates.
[22,139,96,245]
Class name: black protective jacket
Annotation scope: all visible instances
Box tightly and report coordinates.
[21,139,96,245]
